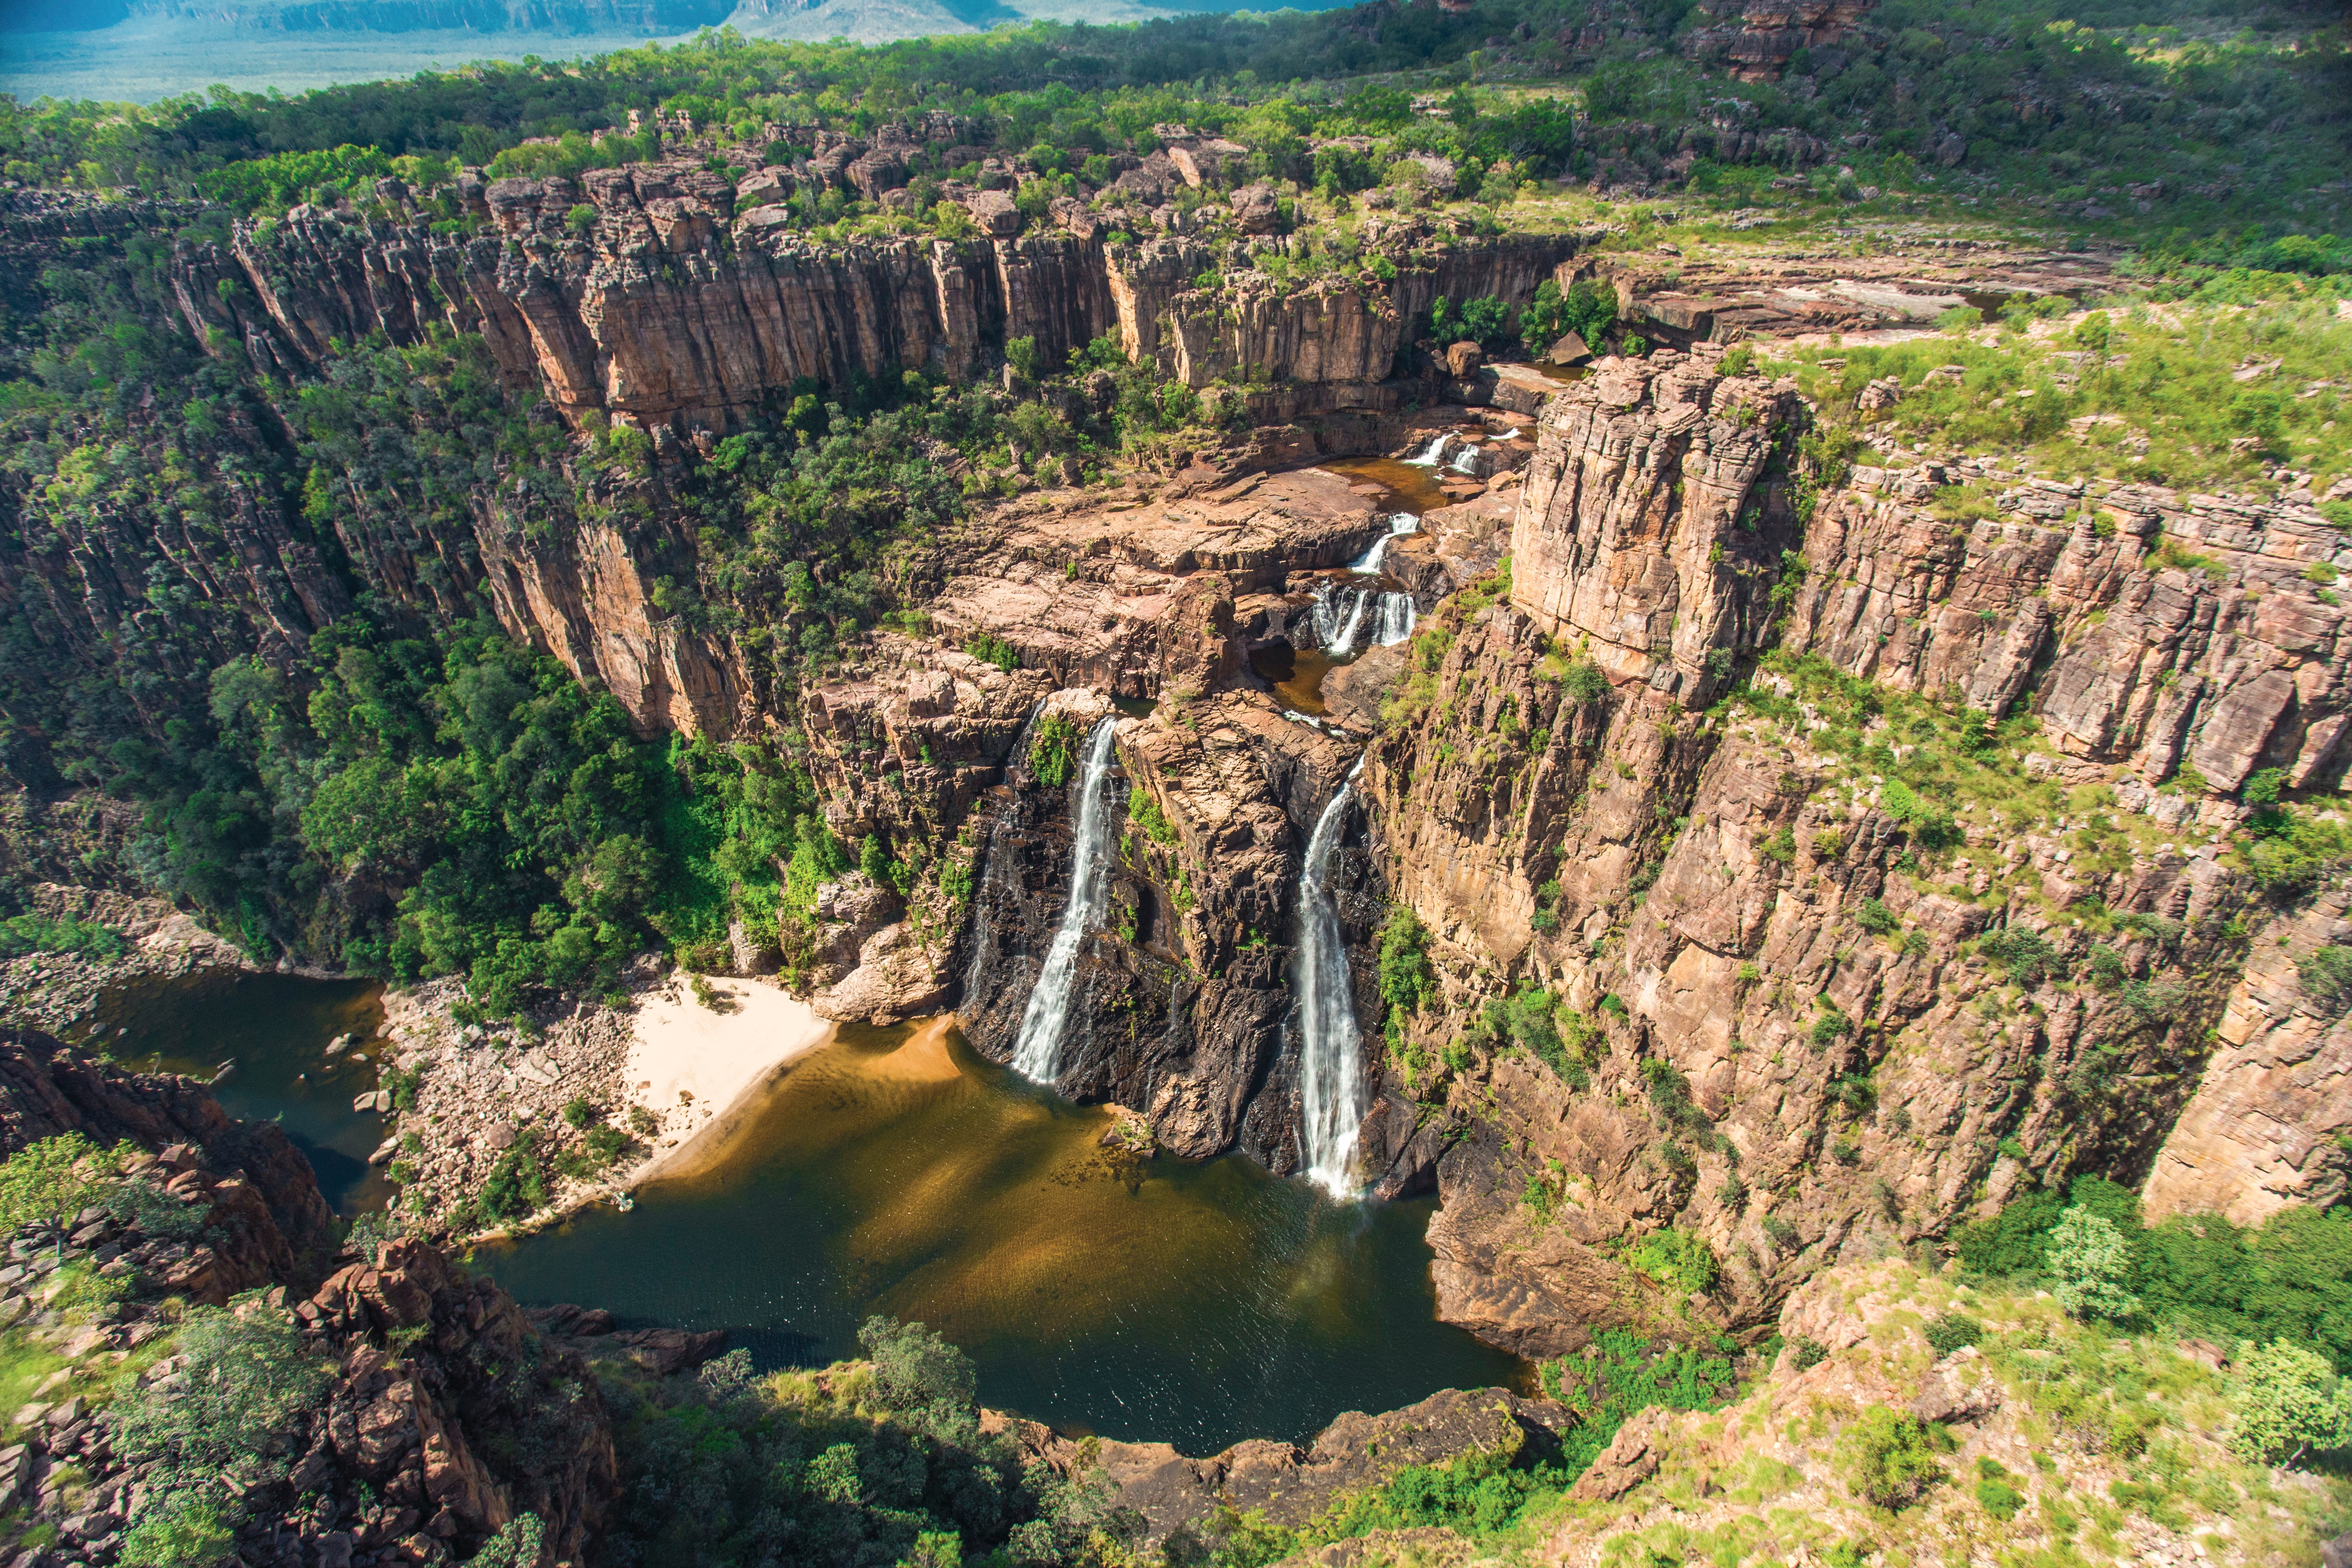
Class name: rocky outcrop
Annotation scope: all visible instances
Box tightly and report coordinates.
[0,1037,621,1567]
[1784,467,2352,797]
[1510,346,1808,702]
[2142,884,2352,1222]
[163,181,1574,443]
[1677,0,1879,81]
[959,690,1368,1167]
[0,1027,337,1275]
[998,1386,1568,1545]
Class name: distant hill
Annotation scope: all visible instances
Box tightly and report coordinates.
[0,0,1288,101]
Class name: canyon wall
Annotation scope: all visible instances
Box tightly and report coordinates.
[162,172,1578,441]
[1358,345,2352,1352]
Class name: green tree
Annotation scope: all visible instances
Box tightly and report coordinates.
[2228,1339,2352,1466]
[0,1133,111,1248]
[2047,1206,2138,1320]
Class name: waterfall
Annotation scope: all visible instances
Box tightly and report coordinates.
[1010,717,1120,1084]
[1295,758,1369,1198]
[1312,582,1374,657]
[1449,446,1485,475]
[1404,434,1453,467]
[1349,534,1392,573]
[1374,592,1417,646]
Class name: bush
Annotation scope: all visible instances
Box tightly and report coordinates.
[1978,926,2062,985]
[2048,1206,2139,1320]
[0,914,122,960]
[1924,1313,1983,1356]
[2298,944,2352,1014]
[1375,907,1436,1014]
[1839,1407,1941,1509]
[2228,1338,2352,1466]
[116,1307,332,1552]
[1629,1227,1719,1296]
[1973,1458,2024,1520]
[1855,898,1899,936]
[0,1133,114,1240]
[1028,714,1082,788]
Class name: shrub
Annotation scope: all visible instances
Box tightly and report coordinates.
[1855,898,1899,936]
[2228,1338,2352,1466]
[1127,786,1176,846]
[1978,926,2062,985]
[469,1515,546,1568]
[0,914,122,960]
[1028,713,1082,788]
[1924,1313,1982,1356]
[2298,944,2352,1014]
[1376,907,1437,1014]
[1973,1458,2024,1520]
[0,1133,113,1240]
[1839,1407,1941,1509]
[115,1308,332,1551]
[1629,1227,1719,1296]
[2048,1206,2139,1320]
[562,1096,596,1130]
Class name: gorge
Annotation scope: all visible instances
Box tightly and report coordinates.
[1,8,2351,1568]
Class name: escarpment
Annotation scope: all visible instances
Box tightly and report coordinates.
[161,172,1579,438]
[1342,344,2352,1356]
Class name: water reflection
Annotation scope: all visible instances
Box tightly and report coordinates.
[478,1018,1524,1452]
[91,971,389,1216]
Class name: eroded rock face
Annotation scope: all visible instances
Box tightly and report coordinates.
[1365,587,2248,1351]
[2142,887,2352,1222]
[1784,471,2352,794]
[960,691,1370,1166]
[995,1386,1567,1544]
[1510,348,1807,702]
[165,182,1574,435]
[0,1026,336,1275]
[0,1036,618,1566]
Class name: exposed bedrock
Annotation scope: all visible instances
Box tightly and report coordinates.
[161,171,1576,437]
[959,690,1376,1168]
[1510,344,1809,702]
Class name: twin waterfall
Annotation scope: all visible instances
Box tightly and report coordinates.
[1294,759,1368,1198]
[1010,717,1120,1084]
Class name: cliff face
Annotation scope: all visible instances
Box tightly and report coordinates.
[164,173,1577,441]
[1509,351,1807,701]
[1346,340,2347,1355]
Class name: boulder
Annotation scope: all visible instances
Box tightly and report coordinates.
[1548,331,1591,365]
[1229,183,1281,234]
[1445,340,1485,378]
[964,189,1021,238]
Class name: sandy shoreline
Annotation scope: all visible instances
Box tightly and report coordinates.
[618,975,837,1190]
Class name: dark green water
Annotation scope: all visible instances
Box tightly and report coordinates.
[476,1017,1526,1453]
[89,971,390,1217]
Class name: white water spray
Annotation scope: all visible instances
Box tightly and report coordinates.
[1295,757,1369,1197]
[1374,592,1417,646]
[1010,717,1119,1084]
[1403,434,1453,467]
[1312,582,1374,656]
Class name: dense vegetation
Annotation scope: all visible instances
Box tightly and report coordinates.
[1956,1177,2352,1373]
[3,0,2346,235]
[600,1319,1140,1568]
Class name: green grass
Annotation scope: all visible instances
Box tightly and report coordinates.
[1756,294,2352,500]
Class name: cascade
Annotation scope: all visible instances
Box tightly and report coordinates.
[1312,582,1374,657]
[1374,593,1417,646]
[1010,717,1120,1083]
[1294,757,1369,1197]
[1449,446,1485,475]
[1403,434,1454,467]
[1346,514,1418,574]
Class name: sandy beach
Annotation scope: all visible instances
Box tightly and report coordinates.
[621,975,837,1186]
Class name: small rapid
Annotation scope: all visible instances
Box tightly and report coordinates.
[1294,757,1369,1198]
[1010,717,1120,1084]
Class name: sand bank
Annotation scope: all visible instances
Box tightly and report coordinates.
[622,975,836,1186]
